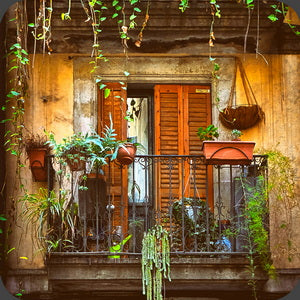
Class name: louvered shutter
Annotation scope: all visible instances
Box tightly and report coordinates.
[98,83,128,235]
[154,85,213,212]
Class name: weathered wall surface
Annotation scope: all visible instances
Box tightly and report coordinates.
[6,54,74,273]
[5,53,300,285]
[235,54,300,268]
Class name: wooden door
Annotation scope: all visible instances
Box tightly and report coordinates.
[154,85,213,213]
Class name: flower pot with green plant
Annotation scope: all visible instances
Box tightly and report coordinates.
[24,133,50,181]
[116,136,145,166]
[47,132,92,171]
[231,129,243,141]
[197,125,255,165]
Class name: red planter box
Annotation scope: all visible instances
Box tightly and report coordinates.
[202,141,255,165]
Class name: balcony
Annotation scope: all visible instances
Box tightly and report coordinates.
[44,154,270,297]
[46,154,268,255]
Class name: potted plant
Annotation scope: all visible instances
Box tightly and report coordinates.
[231,129,243,141]
[24,133,50,182]
[116,136,145,166]
[19,188,77,253]
[197,124,219,141]
[47,132,92,171]
[116,143,137,165]
[197,125,255,165]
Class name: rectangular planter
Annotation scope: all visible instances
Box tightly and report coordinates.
[202,141,255,165]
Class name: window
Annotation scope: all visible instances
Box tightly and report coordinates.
[97,83,213,234]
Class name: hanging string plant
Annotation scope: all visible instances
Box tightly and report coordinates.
[141,224,171,300]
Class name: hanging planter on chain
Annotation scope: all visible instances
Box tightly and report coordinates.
[219,59,264,130]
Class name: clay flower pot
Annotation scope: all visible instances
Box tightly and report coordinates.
[117,143,137,165]
[27,147,48,182]
[202,141,255,165]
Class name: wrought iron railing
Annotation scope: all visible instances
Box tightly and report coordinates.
[47,155,268,256]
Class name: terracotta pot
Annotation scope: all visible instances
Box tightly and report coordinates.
[117,143,137,165]
[202,141,255,165]
[27,148,48,182]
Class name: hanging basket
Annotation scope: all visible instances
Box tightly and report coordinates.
[219,59,264,130]
[219,104,264,130]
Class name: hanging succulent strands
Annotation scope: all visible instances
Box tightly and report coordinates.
[141,225,171,300]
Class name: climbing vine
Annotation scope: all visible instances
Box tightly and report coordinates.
[2,1,29,181]
[239,175,276,300]
[259,149,298,263]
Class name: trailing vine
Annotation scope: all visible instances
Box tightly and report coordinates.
[268,2,300,36]
[141,225,171,300]
[2,1,29,183]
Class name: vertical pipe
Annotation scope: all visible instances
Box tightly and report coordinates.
[230,165,236,252]
[205,164,210,251]
[95,167,99,251]
[144,157,149,232]
[131,161,136,253]
[107,160,112,251]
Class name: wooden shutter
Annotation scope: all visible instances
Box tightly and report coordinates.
[98,83,128,235]
[154,85,213,212]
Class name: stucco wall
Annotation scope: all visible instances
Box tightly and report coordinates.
[6,54,74,270]
[5,53,300,272]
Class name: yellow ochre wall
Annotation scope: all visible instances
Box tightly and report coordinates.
[5,53,300,270]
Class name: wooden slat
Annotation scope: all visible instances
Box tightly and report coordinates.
[155,84,213,214]
[98,83,128,235]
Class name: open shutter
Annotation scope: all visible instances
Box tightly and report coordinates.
[98,83,128,236]
[154,85,213,212]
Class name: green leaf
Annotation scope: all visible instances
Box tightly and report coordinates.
[268,14,278,22]
[99,83,106,89]
[130,14,136,21]
[8,90,20,97]
[115,5,122,11]
[112,13,119,19]
[9,43,21,50]
[7,247,15,254]
[214,63,220,71]
[104,88,111,98]
[21,49,28,55]
[8,66,19,73]
[134,7,141,12]
[0,216,6,221]
[124,71,130,77]
[130,0,139,5]
[112,0,119,6]
[28,23,35,27]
